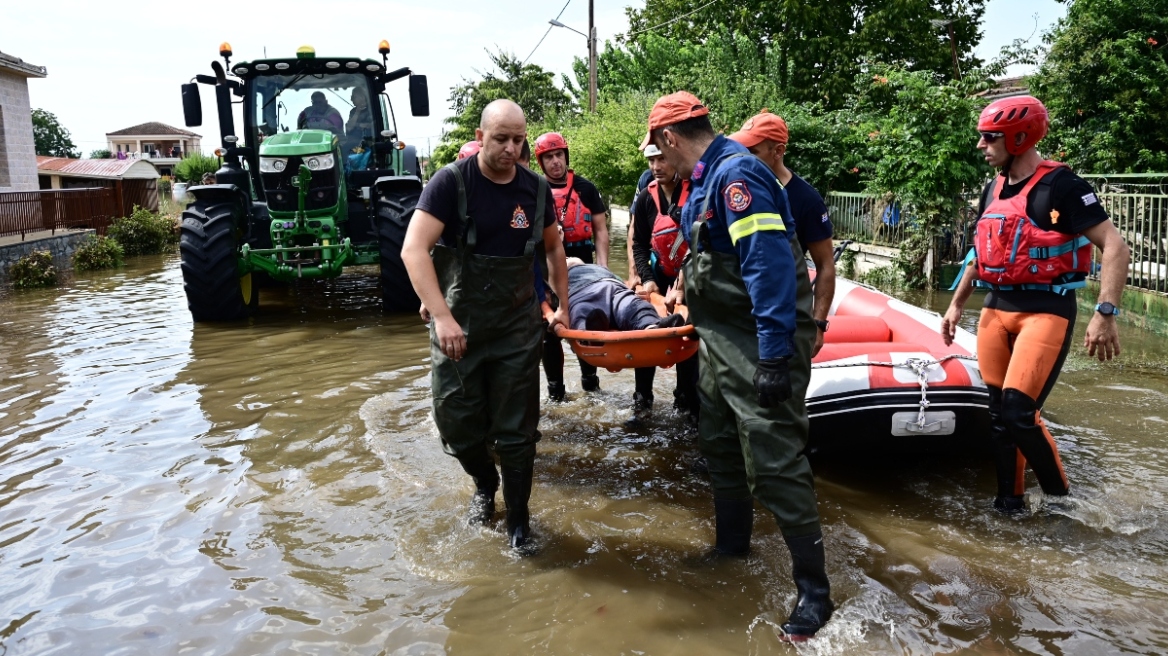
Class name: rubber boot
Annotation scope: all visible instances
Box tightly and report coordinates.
[581,374,601,392]
[547,381,566,403]
[780,532,834,642]
[456,451,499,525]
[993,494,1027,515]
[624,392,653,428]
[713,497,753,557]
[501,465,534,550]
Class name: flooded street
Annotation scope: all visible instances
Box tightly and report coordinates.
[2,246,1168,655]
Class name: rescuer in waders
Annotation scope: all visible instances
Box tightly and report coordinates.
[535,132,611,401]
[644,91,832,641]
[942,95,1130,515]
[629,142,699,426]
[402,99,570,551]
[728,111,836,357]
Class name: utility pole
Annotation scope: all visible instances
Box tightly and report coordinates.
[588,0,597,113]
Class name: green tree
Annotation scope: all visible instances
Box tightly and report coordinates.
[430,50,574,170]
[32,109,80,158]
[618,0,986,108]
[1029,0,1168,172]
[855,64,992,287]
[88,149,113,159]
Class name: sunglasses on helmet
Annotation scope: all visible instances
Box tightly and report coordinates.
[980,131,1005,143]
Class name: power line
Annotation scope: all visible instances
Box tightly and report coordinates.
[523,0,573,65]
[626,0,720,38]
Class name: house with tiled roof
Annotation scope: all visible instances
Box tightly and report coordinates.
[105,122,202,177]
[0,49,47,192]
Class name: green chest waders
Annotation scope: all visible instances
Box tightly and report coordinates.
[429,165,547,471]
[683,168,820,536]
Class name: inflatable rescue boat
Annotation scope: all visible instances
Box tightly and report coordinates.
[808,277,989,455]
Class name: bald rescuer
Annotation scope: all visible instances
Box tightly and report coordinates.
[942,95,1130,514]
[644,91,832,641]
[402,100,569,551]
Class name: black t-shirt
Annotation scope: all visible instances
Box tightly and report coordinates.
[549,173,608,216]
[784,173,833,251]
[417,155,557,257]
[977,166,1110,318]
[631,180,685,283]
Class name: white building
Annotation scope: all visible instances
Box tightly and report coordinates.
[0,50,47,192]
[105,122,202,177]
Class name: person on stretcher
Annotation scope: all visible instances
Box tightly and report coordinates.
[565,257,685,332]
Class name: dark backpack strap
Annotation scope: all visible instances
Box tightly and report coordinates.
[526,174,548,257]
[443,162,474,252]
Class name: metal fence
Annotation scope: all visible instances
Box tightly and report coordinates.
[828,175,1168,295]
[823,191,907,247]
[0,188,121,239]
[1081,174,1168,295]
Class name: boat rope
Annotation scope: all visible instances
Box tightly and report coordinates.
[810,354,979,430]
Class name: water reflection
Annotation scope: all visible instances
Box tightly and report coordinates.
[0,250,1166,654]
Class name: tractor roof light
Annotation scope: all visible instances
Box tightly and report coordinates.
[297,45,316,59]
[220,42,233,58]
[224,135,239,144]
[379,40,391,55]
[395,141,407,150]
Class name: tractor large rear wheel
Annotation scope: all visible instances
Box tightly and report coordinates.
[180,200,257,321]
[377,188,422,314]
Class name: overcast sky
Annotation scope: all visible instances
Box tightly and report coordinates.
[3,0,1065,159]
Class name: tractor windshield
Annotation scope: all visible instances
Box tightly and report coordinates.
[253,73,376,151]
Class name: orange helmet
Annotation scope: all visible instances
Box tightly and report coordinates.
[978,95,1049,156]
[456,141,481,160]
[534,132,569,165]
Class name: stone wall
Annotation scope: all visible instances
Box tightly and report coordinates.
[0,230,94,282]
[0,69,38,192]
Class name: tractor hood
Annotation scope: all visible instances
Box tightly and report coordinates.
[259,130,336,157]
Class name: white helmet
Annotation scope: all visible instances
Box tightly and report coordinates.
[643,144,662,157]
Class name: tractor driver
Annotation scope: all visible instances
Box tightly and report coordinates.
[346,88,374,142]
[298,91,345,136]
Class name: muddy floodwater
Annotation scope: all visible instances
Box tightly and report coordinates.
[2,245,1168,655]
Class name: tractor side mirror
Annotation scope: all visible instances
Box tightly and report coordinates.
[409,75,430,117]
[182,83,203,127]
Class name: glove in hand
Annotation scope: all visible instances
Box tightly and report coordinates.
[754,357,792,408]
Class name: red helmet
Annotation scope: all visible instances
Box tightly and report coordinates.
[456,140,481,160]
[534,132,569,163]
[978,95,1049,156]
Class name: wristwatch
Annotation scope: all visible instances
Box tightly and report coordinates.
[813,319,829,332]
[1095,302,1120,316]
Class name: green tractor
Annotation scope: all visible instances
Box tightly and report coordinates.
[178,41,429,320]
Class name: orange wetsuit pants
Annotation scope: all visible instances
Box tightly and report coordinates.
[977,308,1073,502]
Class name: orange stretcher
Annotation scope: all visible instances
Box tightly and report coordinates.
[542,293,699,372]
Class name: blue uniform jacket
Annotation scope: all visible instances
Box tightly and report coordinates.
[681,135,798,360]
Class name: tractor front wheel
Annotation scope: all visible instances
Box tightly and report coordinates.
[377,189,422,314]
[179,200,257,321]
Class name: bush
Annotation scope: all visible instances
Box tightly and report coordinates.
[157,177,172,198]
[88,148,113,159]
[107,206,179,256]
[10,251,57,289]
[174,153,220,183]
[72,235,124,271]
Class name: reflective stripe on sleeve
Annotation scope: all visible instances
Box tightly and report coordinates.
[727,213,786,245]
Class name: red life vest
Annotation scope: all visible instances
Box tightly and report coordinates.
[647,179,690,277]
[553,171,593,244]
[975,160,1093,294]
